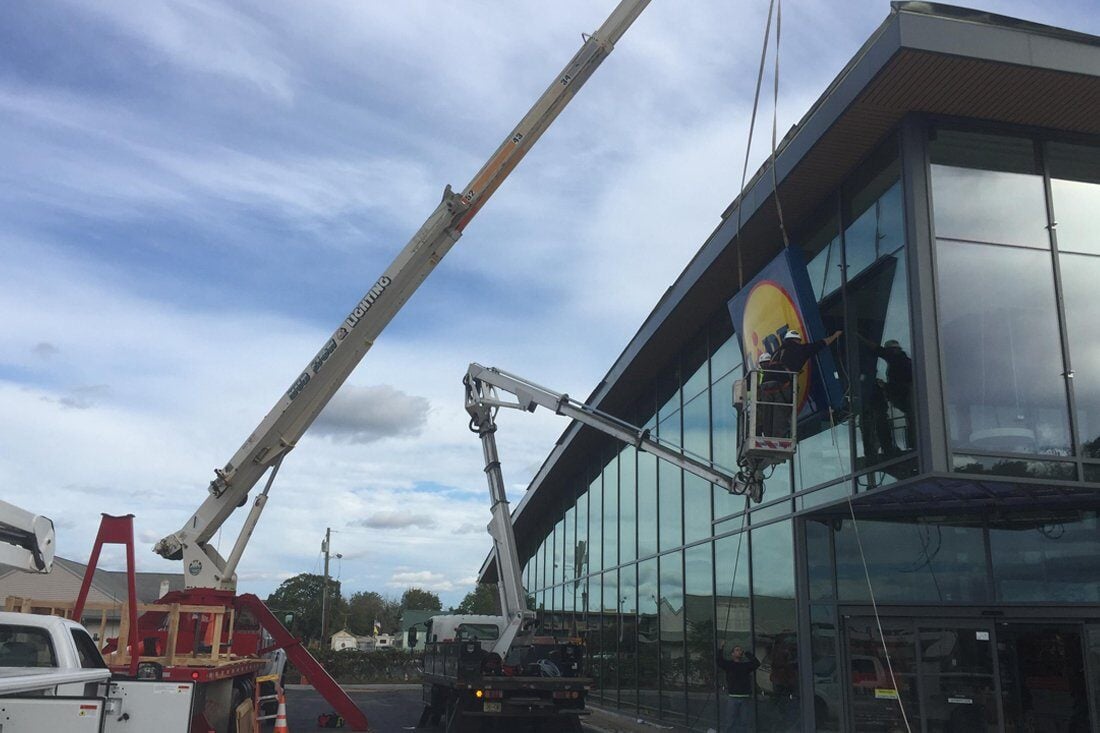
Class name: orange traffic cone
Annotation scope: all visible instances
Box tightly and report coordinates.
[273,691,290,733]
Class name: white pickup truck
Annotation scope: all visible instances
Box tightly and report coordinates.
[0,611,197,732]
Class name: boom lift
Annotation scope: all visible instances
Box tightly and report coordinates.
[59,1,652,730]
[0,499,55,575]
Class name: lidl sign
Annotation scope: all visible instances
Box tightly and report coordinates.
[726,248,843,420]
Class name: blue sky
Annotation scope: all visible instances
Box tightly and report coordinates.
[2,0,1097,608]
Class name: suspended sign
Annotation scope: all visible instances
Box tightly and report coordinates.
[726,247,844,420]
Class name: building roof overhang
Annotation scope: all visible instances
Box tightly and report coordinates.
[481,2,1100,582]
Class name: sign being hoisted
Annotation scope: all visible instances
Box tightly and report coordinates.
[726,248,844,420]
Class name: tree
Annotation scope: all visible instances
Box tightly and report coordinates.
[400,587,442,613]
[347,591,401,635]
[454,584,501,615]
[266,573,343,644]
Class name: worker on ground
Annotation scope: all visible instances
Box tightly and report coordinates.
[717,641,759,733]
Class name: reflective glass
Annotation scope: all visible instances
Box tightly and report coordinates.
[637,558,660,713]
[795,422,850,491]
[845,160,904,281]
[710,315,740,383]
[936,241,1071,456]
[1060,253,1100,456]
[659,461,682,552]
[657,366,680,424]
[550,523,560,587]
[846,619,920,730]
[930,130,1048,248]
[587,576,603,688]
[712,372,743,520]
[989,511,1100,602]
[751,520,801,731]
[804,213,842,301]
[562,502,575,583]
[714,532,751,650]
[601,571,620,701]
[619,566,639,710]
[603,455,619,570]
[684,474,713,544]
[834,517,990,603]
[798,480,851,511]
[1048,141,1100,256]
[589,471,603,574]
[659,551,685,721]
[638,448,658,558]
[806,519,833,601]
[685,544,716,729]
[575,490,589,580]
[810,605,841,732]
[619,446,637,564]
[951,453,1075,480]
[683,331,709,402]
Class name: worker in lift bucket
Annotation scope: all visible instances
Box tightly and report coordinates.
[755,352,789,438]
[772,328,842,398]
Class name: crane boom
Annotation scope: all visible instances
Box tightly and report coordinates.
[0,499,55,575]
[463,363,749,652]
[154,0,653,590]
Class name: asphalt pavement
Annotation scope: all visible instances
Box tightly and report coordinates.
[284,684,423,732]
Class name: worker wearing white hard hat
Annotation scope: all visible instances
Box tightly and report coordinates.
[773,327,843,377]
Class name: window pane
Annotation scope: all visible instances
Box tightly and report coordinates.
[562,502,574,584]
[601,571,620,701]
[751,520,801,731]
[710,315,740,383]
[810,605,841,732]
[930,130,1046,248]
[619,446,637,564]
[588,472,603,574]
[658,410,683,552]
[806,519,834,601]
[685,544,717,729]
[575,490,589,580]
[845,181,904,282]
[603,455,618,570]
[638,558,660,715]
[1060,253,1100,456]
[638,449,658,558]
[712,372,743,520]
[1048,141,1100,256]
[834,517,990,603]
[715,530,751,731]
[659,551,685,721]
[683,392,713,543]
[937,241,1070,456]
[990,511,1100,602]
[619,566,639,710]
[683,331,709,402]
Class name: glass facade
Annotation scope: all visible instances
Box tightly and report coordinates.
[518,120,1100,731]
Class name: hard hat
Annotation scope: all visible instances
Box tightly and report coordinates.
[883,339,901,349]
[783,330,801,341]
[758,352,773,367]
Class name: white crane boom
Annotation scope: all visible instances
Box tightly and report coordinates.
[0,499,55,575]
[153,0,653,590]
[463,363,749,655]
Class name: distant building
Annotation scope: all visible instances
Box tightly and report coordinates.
[0,556,183,642]
[330,629,359,651]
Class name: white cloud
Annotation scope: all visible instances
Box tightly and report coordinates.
[349,512,437,531]
[313,385,429,444]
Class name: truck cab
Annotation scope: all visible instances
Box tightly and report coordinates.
[420,615,505,653]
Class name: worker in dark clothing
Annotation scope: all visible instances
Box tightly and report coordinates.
[857,334,914,453]
[769,329,842,415]
[755,352,789,438]
[717,642,760,733]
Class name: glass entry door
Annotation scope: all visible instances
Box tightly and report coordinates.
[998,623,1091,732]
[844,618,1000,731]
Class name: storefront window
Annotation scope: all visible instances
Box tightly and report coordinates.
[936,241,1070,456]
[575,490,589,581]
[603,455,619,570]
[658,410,683,552]
[619,446,638,564]
[589,471,603,574]
[659,551,685,721]
[638,445,658,559]
[685,544,717,729]
[930,130,1047,248]
[619,565,639,710]
[562,503,574,584]
[806,519,833,601]
[1059,253,1100,456]
[1048,141,1100,256]
[834,517,990,603]
[751,520,800,731]
[810,605,841,732]
[712,371,742,520]
[989,511,1100,602]
[601,570,620,701]
[638,558,660,714]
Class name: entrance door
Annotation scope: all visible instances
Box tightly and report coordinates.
[997,623,1091,732]
[844,618,1000,731]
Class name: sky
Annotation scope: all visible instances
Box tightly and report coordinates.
[1,0,1097,609]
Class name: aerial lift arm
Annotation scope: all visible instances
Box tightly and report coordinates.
[0,499,55,574]
[153,0,653,590]
[463,363,750,655]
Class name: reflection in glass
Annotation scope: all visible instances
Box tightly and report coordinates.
[619,566,639,711]
[952,453,1075,480]
[846,619,919,731]
[685,544,716,729]
[751,520,801,731]
[930,130,1047,248]
[806,520,833,601]
[619,446,637,564]
[587,575,603,691]
[810,605,840,732]
[1059,253,1100,456]
[936,241,1071,456]
[658,409,683,552]
[1048,140,1100,256]
[637,558,660,714]
[989,511,1100,602]
[715,531,751,731]
[575,490,589,584]
[601,571,620,704]
[845,182,904,282]
[659,552,685,721]
[795,298,850,490]
[589,472,603,574]
[712,372,743,521]
[603,455,619,571]
[684,474,713,544]
[710,316,740,384]
[683,332,709,402]
[834,518,990,603]
[804,215,842,301]
[562,502,574,585]
[638,449,658,559]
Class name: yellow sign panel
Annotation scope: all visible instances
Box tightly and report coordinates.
[742,280,810,409]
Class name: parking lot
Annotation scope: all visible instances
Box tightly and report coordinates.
[284,684,423,731]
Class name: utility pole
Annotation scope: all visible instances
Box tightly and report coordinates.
[321,527,331,644]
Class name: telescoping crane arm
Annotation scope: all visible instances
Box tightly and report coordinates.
[463,364,750,653]
[0,499,55,574]
[154,0,653,591]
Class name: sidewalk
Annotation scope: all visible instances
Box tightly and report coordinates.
[583,702,706,733]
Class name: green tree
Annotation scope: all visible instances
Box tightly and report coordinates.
[347,591,401,635]
[454,584,501,615]
[266,573,342,644]
[400,587,442,613]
